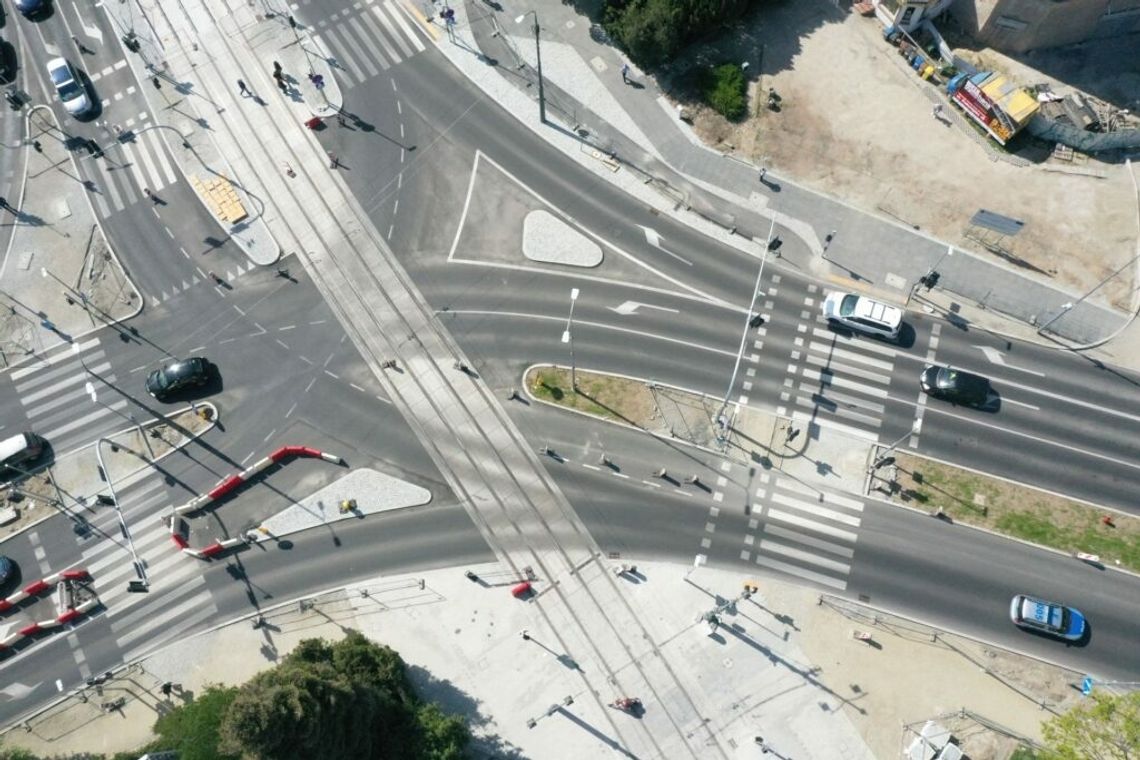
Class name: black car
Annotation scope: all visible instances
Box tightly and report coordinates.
[145,357,211,400]
[0,556,17,591]
[920,365,990,407]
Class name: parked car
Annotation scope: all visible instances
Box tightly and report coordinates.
[0,40,16,85]
[13,0,48,18]
[0,556,16,591]
[821,292,902,341]
[146,357,211,400]
[1009,594,1086,641]
[46,57,90,116]
[920,365,991,407]
[0,431,44,475]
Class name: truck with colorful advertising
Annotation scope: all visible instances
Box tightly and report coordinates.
[946,71,1039,145]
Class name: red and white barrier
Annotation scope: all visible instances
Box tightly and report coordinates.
[0,574,97,651]
[174,445,342,516]
[167,514,248,561]
[0,569,90,614]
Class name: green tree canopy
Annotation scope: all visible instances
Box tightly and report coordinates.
[217,630,462,760]
[1039,690,1140,760]
[603,0,756,68]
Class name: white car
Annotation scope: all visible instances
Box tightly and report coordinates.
[47,57,91,117]
[821,291,902,341]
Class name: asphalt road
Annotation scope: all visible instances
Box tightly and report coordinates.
[4,0,1140,732]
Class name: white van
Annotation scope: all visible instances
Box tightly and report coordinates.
[0,432,44,474]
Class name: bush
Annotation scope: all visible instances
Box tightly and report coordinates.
[602,0,755,69]
[703,63,748,121]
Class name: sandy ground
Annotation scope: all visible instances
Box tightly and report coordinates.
[685,2,1137,310]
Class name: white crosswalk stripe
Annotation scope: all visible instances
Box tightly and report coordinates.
[12,339,132,455]
[754,480,867,590]
[75,479,217,655]
[313,0,430,87]
[790,317,903,441]
[82,117,180,215]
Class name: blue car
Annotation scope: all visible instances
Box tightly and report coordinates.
[13,0,48,17]
[1009,595,1086,641]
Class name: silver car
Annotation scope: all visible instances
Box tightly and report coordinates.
[47,57,91,116]
[821,291,902,341]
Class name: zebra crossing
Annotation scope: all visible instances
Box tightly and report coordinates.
[783,284,902,443]
[746,474,864,591]
[311,0,429,86]
[9,338,133,457]
[80,116,179,217]
[76,474,216,659]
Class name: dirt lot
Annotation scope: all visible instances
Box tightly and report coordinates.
[680,1,1138,310]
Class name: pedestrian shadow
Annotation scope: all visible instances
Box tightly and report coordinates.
[759,177,782,193]
[625,80,646,90]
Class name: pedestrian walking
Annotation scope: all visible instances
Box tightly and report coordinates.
[328,152,339,169]
[621,63,630,83]
[278,78,289,93]
[0,196,8,211]
[932,103,944,119]
[758,167,767,183]
[273,60,282,73]
[237,79,250,97]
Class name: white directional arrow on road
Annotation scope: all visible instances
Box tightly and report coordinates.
[639,226,693,266]
[976,346,1006,366]
[0,682,41,701]
[609,301,680,316]
[974,345,1045,376]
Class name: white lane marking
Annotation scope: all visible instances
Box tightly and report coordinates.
[609,301,680,316]
[766,508,859,542]
[810,327,900,358]
[770,493,862,526]
[801,368,890,398]
[795,394,882,427]
[807,340,895,371]
[10,339,101,382]
[789,411,880,442]
[1000,397,1040,411]
[759,539,851,573]
[440,310,737,358]
[975,345,1045,376]
[449,152,728,307]
[755,554,847,590]
[763,524,856,557]
[805,353,894,384]
[923,404,1140,472]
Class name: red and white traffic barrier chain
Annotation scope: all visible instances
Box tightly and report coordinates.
[0,569,89,614]
[165,516,257,561]
[174,445,342,516]
[0,571,96,651]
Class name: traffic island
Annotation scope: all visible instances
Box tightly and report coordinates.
[874,451,1140,572]
[522,365,870,493]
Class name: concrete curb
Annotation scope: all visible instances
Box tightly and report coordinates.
[861,449,1140,581]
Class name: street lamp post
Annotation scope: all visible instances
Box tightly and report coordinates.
[868,420,922,473]
[561,288,580,391]
[93,437,149,592]
[515,11,546,124]
[86,382,154,460]
[715,220,776,445]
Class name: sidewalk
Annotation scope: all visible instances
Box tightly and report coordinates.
[0,107,141,368]
[0,558,1080,759]
[443,0,1139,354]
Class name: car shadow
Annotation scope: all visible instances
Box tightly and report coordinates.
[1019,623,1091,648]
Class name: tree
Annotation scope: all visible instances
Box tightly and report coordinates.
[146,684,241,760]
[218,630,464,760]
[1039,690,1140,760]
[603,0,757,68]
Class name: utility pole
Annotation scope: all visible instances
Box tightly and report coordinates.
[516,11,546,123]
[561,288,580,391]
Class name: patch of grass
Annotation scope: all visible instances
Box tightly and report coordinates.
[524,367,656,429]
[701,63,748,121]
[892,453,1140,572]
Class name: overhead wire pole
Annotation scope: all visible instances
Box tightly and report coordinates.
[93,438,149,592]
[515,11,546,124]
[561,288,580,391]
[714,218,776,446]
